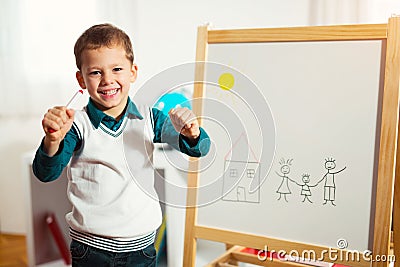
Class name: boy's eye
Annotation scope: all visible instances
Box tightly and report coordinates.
[89,71,101,75]
[113,67,123,72]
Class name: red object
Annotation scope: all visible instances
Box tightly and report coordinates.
[46,213,71,265]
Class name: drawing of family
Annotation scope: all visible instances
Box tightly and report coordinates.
[276,158,346,206]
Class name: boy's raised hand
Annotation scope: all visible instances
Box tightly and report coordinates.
[168,107,200,140]
[42,107,75,156]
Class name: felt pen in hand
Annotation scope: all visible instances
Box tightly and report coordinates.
[48,89,84,133]
[65,89,84,108]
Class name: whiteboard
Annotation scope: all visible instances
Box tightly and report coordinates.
[196,40,384,252]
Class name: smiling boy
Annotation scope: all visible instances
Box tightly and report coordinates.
[32,23,210,267]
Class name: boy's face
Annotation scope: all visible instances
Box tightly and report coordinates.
[76,45,137,118]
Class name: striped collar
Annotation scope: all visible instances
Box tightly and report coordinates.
[86,97,143,129]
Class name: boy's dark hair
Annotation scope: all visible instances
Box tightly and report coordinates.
[74,23,134,70]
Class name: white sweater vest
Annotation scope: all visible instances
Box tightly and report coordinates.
[65,106,162,238]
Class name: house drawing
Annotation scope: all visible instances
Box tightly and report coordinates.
[222,133,261,203]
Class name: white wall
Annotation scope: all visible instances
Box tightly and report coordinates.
[0,0,138,234]
[133,0,312,91]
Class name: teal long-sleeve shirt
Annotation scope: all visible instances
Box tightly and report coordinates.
[32,97,210,182]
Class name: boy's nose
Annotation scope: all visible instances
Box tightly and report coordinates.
[101,73,114,85]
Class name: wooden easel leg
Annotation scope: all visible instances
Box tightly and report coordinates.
[183,24,209,267]
[183,203,198,266]
[393,39,400,265]
[393,159,400,266]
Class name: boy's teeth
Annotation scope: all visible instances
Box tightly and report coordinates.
[101,89,118,95]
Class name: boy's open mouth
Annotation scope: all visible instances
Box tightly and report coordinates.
[98,88,120,96]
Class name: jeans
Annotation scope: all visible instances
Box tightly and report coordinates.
[70,240,157,267]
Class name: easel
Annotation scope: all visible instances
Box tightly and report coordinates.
[184,17,400,267]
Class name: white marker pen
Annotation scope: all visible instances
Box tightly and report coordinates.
[66,89,84,108]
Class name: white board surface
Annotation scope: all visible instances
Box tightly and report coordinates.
[196,40,384,252]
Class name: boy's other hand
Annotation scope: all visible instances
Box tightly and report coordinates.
[168,107,200,140]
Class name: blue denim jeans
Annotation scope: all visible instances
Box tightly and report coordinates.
[70,240,157,267]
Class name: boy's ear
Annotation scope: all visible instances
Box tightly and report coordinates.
[130,64,138,83]
[76,71,86,89]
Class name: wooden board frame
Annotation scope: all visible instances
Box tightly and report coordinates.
[184,18,400,267]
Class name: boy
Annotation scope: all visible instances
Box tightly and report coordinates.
[32,23,210,267]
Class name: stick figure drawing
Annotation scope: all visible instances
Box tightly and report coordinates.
[299,173,317,203]
[276,158,296,202]
[317,158,346,206]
